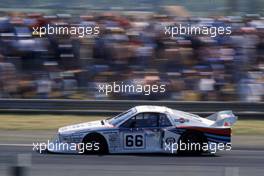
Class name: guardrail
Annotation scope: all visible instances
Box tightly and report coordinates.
[0,99,263,119]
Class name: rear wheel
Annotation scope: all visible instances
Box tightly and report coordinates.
[82,133,108,154]
[177,132,207,155]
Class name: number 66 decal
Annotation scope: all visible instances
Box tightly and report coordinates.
[124,134,145,149]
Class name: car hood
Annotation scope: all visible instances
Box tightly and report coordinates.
[58,120,112,133]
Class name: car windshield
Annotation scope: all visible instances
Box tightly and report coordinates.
[107,108,136,126]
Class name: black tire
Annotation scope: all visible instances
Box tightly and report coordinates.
[82,133,108,154]
[177,132,207,155]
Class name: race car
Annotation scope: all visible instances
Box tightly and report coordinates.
[46,105,237,154]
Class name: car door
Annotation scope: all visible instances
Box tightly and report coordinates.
[119,112,164,153]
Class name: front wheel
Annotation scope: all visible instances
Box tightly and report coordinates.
[82,134,108,154]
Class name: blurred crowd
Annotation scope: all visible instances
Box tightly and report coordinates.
[0,11,263,101]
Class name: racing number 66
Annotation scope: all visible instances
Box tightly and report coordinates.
[125,134,144,148]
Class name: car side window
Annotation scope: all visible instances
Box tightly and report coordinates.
[120,116,136,128]
[120,113,159,128]
[159,114,172,127]
[135,113,159,128]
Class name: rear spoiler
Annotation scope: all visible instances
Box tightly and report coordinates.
[207,110,237,127]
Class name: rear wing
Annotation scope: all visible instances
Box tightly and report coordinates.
[207,111,237,127]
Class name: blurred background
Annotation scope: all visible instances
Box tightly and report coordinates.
[0,0,263,101]
[0,1,263,176]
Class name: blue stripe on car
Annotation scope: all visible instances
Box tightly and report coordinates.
[205,133,230,141]
[207,137,230,143]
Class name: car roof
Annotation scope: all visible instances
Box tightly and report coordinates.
[134,105,171,114]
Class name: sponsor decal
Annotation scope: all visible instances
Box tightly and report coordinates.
[174,118,189,123]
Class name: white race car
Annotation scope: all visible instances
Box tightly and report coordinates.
[46,106,237,154]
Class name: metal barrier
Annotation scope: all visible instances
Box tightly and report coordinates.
[0,99,263,118]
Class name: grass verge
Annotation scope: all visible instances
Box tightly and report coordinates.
[232,120,264,136]
[0,115,105,130]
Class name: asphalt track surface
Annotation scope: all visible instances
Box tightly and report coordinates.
[0,145,264,176]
